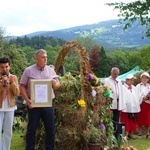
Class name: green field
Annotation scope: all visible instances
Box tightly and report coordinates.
[10,131,150,150]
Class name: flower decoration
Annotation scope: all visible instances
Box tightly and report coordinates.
[78,99,86,107]
[88,73,99,86]
[91,89,97,97]
[82,124,107,144]
[88,73,94,81]
[103,89,111,97]
[95,85,112,98]
[103,85,112,98]
[99,124,106,131]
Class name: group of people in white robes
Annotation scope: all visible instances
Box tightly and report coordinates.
[104,67,150,139]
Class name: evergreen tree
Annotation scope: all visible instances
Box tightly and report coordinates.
[98,47,109,77]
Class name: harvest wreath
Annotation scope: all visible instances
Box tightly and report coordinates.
[54,41,113,150]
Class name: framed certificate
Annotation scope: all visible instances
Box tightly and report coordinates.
[30,79,52,107]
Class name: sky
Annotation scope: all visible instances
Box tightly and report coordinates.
[0,0,131,36]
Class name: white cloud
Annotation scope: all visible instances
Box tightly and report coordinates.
[0,0,131,36]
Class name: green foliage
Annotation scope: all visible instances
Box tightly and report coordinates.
[0,30,64,79]
[138,45,150,69]
[9,35,65,49]
[125,50,141,69]
[55,73,81,110]
[82,124,107,144]
[107,134,128,150]
[63,51,80,72]
[1,27,150,80]
[58,72,81,92]
[0,42,28,79]
[9,48,28,80]
[106,0,150,38]
[107,49,130,74]
[52,39,150,78]
[99,104,113,141]
[76,36,96,52]
[21,46,35,66]
[89,45,110,77]
[45,45,60,65]
[105,45,150,76]
[98,46,110,77]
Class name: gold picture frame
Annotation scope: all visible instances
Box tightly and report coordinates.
[30,79,52,107]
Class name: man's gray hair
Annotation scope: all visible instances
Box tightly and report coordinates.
[35,49,47,56]
[111,67,119,72]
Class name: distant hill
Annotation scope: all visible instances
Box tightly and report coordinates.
[8,19,150,48]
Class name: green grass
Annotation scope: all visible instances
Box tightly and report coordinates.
[127,135,150,150]
[11,132,150,150]
[11,131,25,150]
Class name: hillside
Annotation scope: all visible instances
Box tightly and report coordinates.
[9,19,150,48]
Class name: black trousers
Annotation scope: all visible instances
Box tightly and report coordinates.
[111,109,125,138]
[112,109,120,122]
[26,107,54,150]
[112,109,120,137]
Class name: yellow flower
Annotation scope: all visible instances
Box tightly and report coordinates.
[78,99,86,107]
[93,74,99,85]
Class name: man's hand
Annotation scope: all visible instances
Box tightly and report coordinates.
[26,99,33,109]
[2,75,8,87]
[52,79,60,90]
